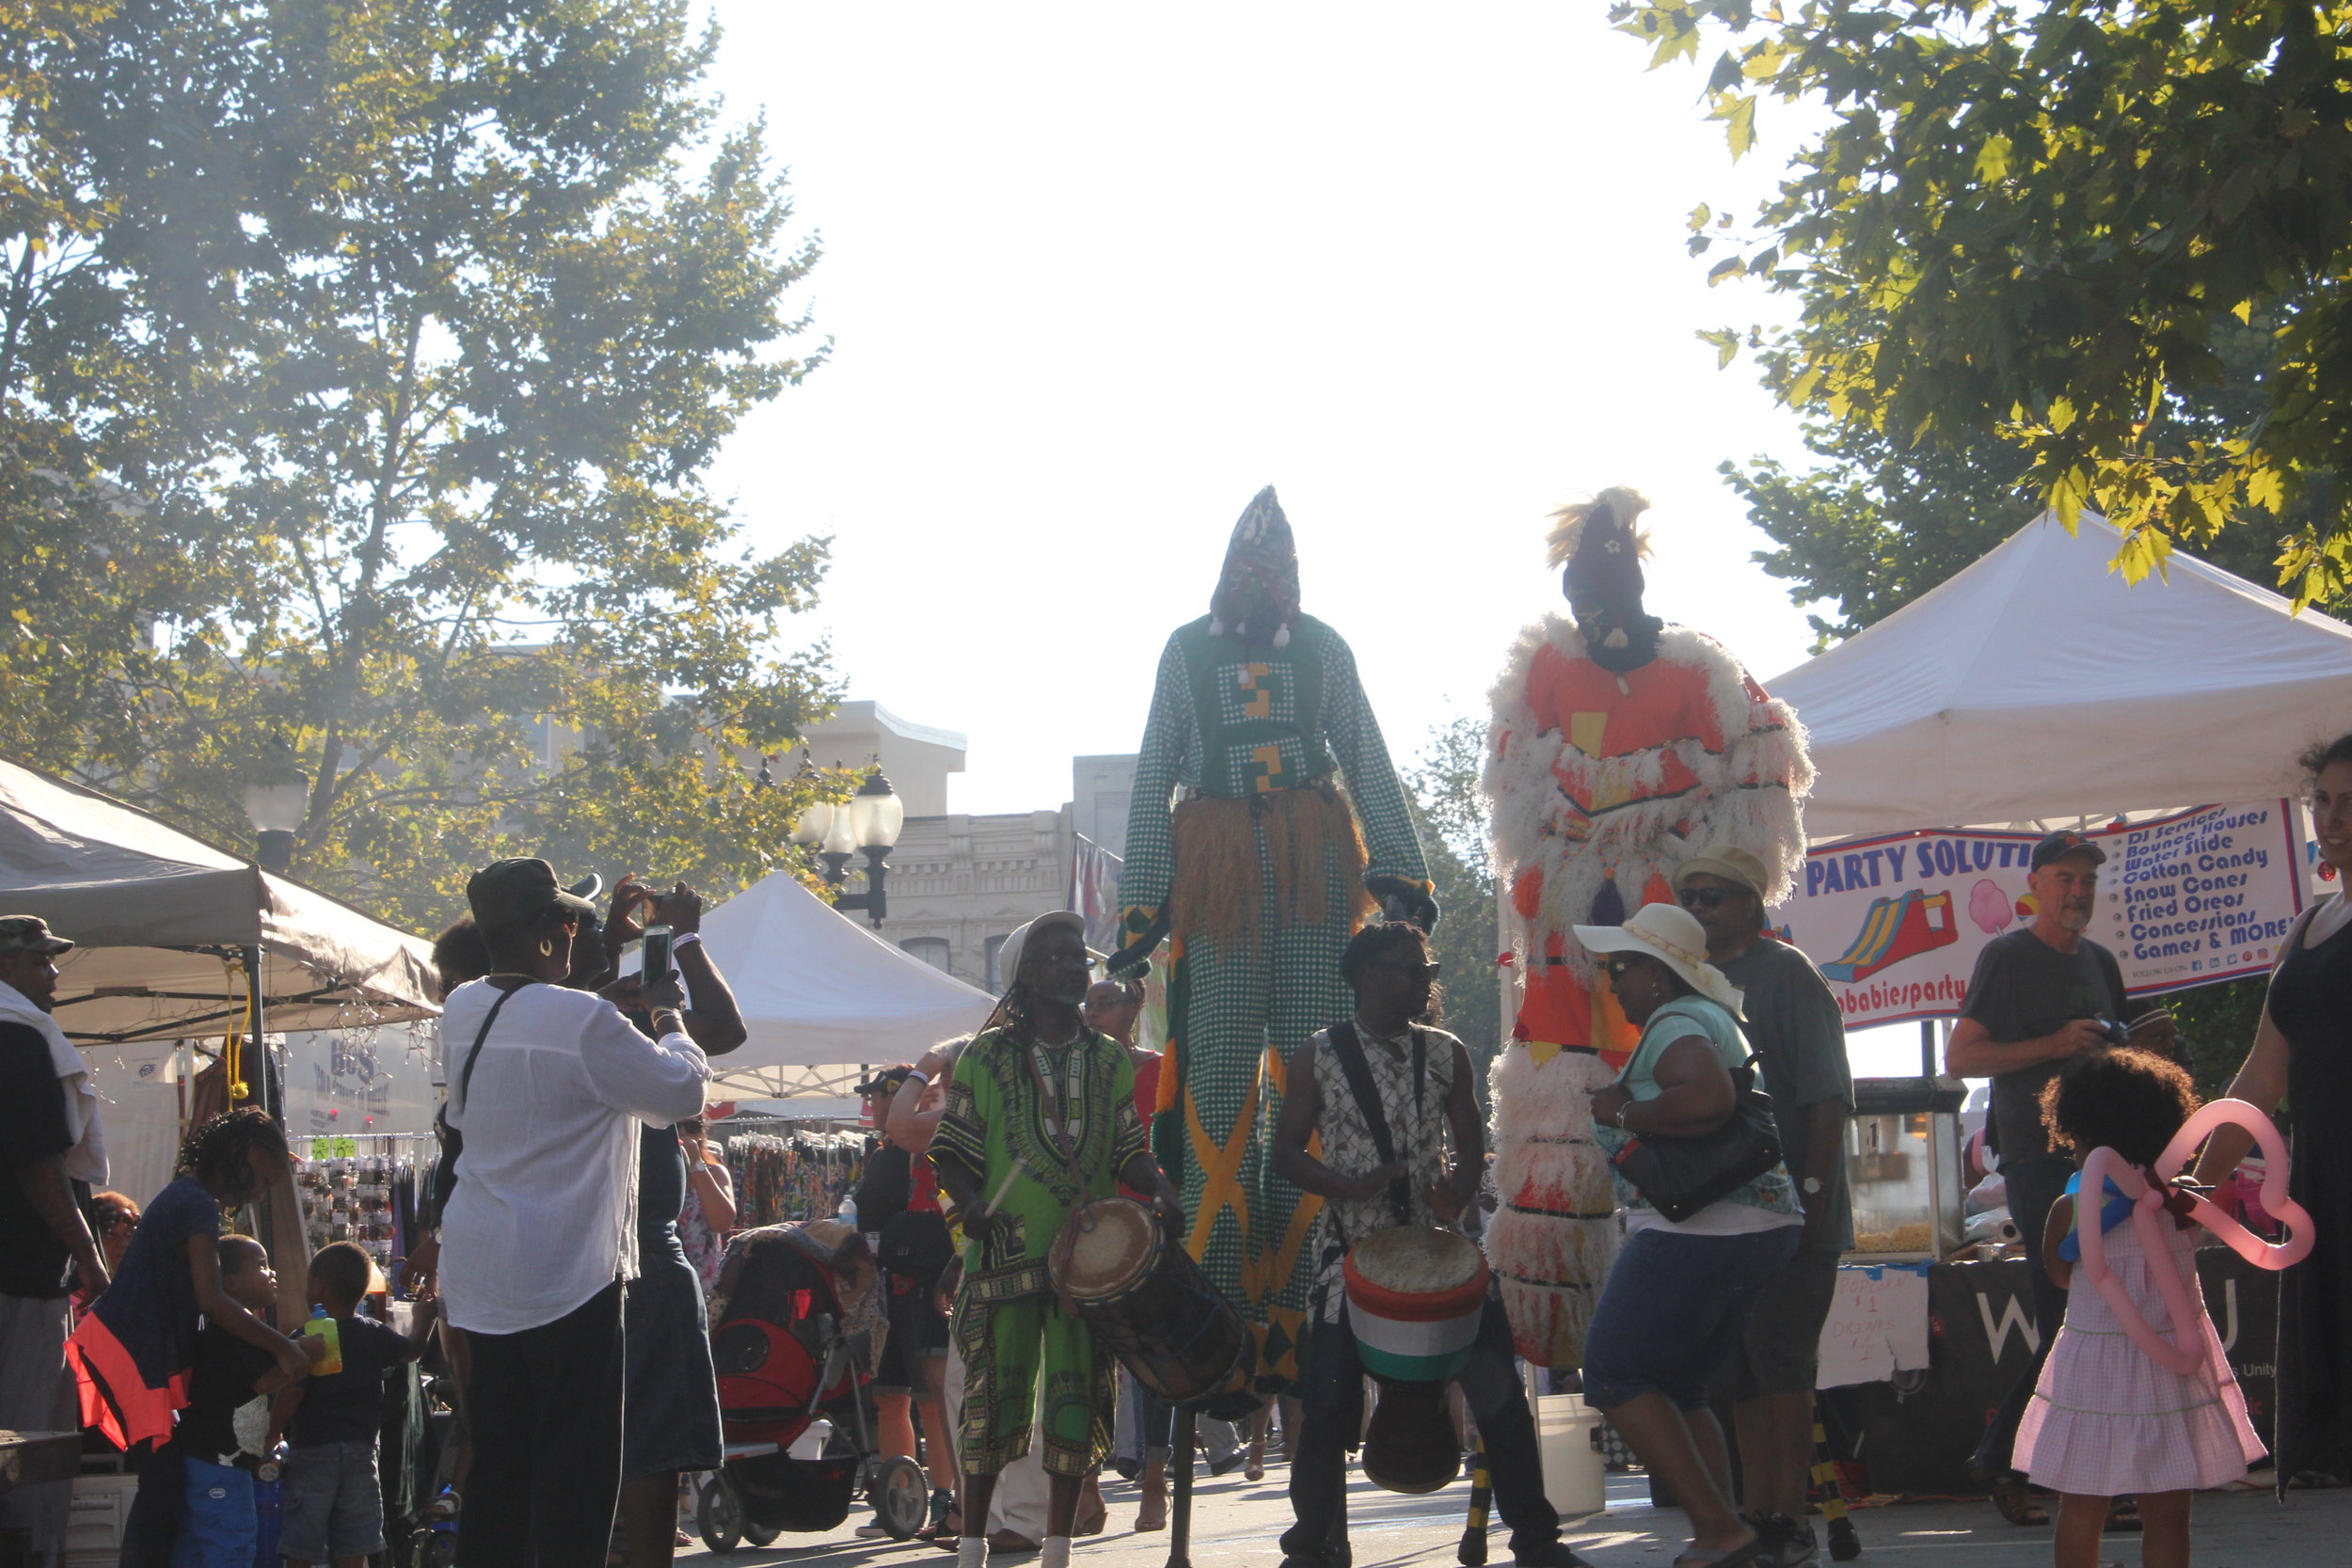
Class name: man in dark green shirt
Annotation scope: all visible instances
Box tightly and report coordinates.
[1677,849,1852,1567]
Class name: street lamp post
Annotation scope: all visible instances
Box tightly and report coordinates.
[794,767,904,927]
[242,769,309,876]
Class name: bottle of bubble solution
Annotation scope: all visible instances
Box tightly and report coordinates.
[305,1305,343,1375]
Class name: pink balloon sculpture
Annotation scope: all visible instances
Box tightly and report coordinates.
[2074,1099,2312,1379]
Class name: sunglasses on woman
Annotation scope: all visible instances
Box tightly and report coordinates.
[1677,886,1740,911]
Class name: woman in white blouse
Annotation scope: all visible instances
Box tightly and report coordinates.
[437,858,708,1568]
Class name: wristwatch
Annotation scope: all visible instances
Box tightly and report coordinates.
[1802,1176,1823,1196]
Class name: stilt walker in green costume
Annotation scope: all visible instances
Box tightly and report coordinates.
[1111,486,1437,1388]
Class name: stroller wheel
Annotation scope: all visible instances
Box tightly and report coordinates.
[698,1474,745,1554]
[746,1523,781,1547]
[871,1455,930,1540]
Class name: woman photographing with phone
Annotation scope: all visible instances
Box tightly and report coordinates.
[436,859,709,1568]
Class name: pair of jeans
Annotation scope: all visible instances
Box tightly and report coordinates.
[1581,1224,1804,1412]
[1280,1297,1556,1568]
[456,1280,625,1567]
[1971,1155,2073,1478]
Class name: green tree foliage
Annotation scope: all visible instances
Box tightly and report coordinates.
[1728,312,2338,647]
[1406,714,1503,1112]
[1613,1,2352,606]
[1,0,841,931]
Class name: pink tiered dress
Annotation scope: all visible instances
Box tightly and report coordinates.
[2012,1214,2266,1495]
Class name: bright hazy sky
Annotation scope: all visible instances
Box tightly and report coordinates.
[699,2,1829,811]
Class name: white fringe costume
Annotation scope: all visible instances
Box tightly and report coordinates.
[1482,611,1812,1367]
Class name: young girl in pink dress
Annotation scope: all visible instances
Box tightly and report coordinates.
[2014,1048,2265,1568]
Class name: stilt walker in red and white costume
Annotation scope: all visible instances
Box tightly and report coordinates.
[1482,487,1814,1369]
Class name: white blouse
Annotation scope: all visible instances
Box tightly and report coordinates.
[437,980,708,1334]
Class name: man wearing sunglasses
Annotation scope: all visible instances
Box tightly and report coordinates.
[1671,850,1851,1567]
[1271,923,1586,1568]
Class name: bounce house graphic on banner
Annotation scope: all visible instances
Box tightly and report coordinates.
[1820,888,1960,983]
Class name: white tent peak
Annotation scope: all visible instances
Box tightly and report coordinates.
[691,870,996,1099]
[1768,512,2352,839]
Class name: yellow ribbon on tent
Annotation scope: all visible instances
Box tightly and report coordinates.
[221,953,249,1103]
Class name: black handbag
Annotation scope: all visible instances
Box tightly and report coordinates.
[1607,1050,1784,1224]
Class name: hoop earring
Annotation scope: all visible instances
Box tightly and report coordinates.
[538,937,555,958]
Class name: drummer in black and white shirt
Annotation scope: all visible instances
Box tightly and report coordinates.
[1271,922,1588,1568]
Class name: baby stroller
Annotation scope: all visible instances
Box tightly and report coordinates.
[696,1220,930,1553]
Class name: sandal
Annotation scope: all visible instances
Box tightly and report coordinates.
[2105,1497,2142,1533]
[916,1490,959,1541]
[1988,1472,2051,1527]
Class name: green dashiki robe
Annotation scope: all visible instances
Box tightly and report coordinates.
[930,1024,1146,1477]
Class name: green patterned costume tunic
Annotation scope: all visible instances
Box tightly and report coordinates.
[1116,611,1430,1386]
[930,1025,1145,1476]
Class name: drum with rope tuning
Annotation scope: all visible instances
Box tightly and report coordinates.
[1053,1196,1246,1402]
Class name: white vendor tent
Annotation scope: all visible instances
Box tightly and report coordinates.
[1770,513,2352,841]
[691,870,996,1101]
[0,755,438,1044]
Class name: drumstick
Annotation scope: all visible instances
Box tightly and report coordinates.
[983,1158,1027,1218]
[1458,1438,1490,1565]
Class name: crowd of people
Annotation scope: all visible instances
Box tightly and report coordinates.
[1,724,2350,1568]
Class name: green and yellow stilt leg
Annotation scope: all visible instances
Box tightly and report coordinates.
[1457,1440,1492,1565]
[1809,1401,1860,1560]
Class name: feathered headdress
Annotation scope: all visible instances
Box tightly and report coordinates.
[1547,486,1659,662]
[1545,486,1654,575]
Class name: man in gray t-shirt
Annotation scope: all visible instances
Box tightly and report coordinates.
[1947,831,2128,1499]
[1675,848,1852,1564]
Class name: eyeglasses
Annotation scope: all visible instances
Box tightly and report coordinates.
[1367,960,1440,980]
[1677,886,1740,911]
[1603,958,1645,981]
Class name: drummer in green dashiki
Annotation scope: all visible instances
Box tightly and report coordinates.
[930,911,1184,1568]
[1109,485,1438,1390]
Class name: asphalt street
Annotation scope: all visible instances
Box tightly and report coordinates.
[678,1458,2352,1567]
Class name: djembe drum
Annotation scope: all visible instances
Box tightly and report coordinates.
[1055,1196,1247,1402]
[1343,1225,1491,1494]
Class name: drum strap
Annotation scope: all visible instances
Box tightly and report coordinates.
[1327,1020,1424,1231]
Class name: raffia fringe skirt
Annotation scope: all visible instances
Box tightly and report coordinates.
[1168,782,1373,951]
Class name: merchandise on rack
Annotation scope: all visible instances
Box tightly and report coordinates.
[293,1133,432,1290]
[720,1121,871,1228]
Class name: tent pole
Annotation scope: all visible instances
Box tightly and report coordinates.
[245,942,274,1120]
[1919,1019,1934,1079]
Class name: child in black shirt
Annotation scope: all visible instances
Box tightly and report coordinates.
[278,1241,437,1568]
[178,1235,315,1568]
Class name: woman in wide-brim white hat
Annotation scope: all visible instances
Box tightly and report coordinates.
[1570,900,1804,1568]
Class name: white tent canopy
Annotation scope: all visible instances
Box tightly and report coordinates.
[691,870,996,1100]
[0,756,438,1044]
[1769,514,2352,841]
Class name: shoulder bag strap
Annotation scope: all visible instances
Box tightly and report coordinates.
[1327,1021,1412,1228]
[447,980,534,1168]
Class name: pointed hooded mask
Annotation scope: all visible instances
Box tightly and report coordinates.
[1209,484,1301,647]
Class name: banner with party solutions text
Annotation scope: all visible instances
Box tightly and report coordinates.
[1779,801,2306,1029]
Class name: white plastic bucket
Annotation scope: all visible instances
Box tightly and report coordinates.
[1533,1394,1606,1518]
